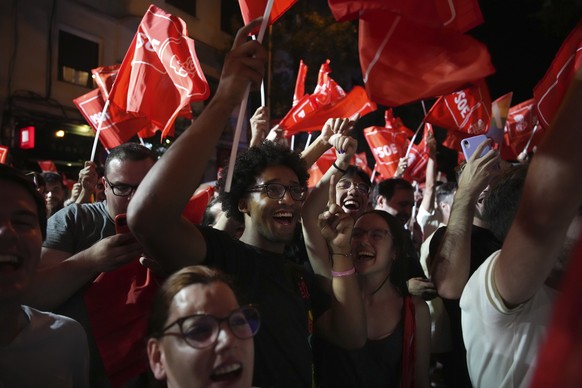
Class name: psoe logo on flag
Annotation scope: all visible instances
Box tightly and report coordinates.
[89,111,111,126]
[136,32,160,53]
[169,56,197,77]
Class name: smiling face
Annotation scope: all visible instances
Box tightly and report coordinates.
[377,188,415,226]
[104,158,155,219]
[239,165,303,252]
[148,282,254,388]
[351,213,395,277]
[0,180,43,305]
[336,175,370,220]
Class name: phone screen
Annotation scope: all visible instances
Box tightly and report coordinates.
[461,135,491,160]
[115,214,130,234]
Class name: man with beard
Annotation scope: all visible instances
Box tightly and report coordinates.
[459,65,582,388]
[128,20,365,388]
[373,178,416,226]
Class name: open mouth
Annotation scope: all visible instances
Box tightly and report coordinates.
[0,254,22,272]
[210,363,243,382]
[273,210,294,226]
[342,199,361,211]
[355,250,375,262]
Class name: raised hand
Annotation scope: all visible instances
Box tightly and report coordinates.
[86,233,143,273]
[318,175,354,254]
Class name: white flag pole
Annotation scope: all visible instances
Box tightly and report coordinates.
[90,99,110,162]
[224,0,274,192]
[519,122,540,156]
[405,120,425,158]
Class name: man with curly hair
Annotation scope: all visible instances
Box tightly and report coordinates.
[129,20,365,388]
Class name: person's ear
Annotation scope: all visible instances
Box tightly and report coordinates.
[238,197,249,215]
[376,195,386,208]
[147,338,167,381]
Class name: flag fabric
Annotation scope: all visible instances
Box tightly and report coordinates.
[74,89,149,150]
[530,235,582,388]
[293,60,308,106]
[385,109,414,138]
[328,0,483,33]
[502,99,543,160]
[0,146,8,164]
[92,65,120,100]
[239,0,297,26]
[307,148,336,188]
[359,10,495,107]
[313,60,346,106]
[425,80,492,150]
[281,86,376,136]
[109,5,209,138]
[404,123,433,182]
[38,160,58,173]
[487,92,513,145]
[534,20,582,130]
[364,124,409,181]
[354,152,373,178]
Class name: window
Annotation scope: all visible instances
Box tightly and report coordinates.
[167,0,196,17]
[58,30,99,88]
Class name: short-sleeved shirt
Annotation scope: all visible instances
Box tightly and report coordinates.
[0,306,89,388]
[200,226,329,388]
[460,250,556,388]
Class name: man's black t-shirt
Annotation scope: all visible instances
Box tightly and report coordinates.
[200,226,329,388]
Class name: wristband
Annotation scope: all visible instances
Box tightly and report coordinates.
[332,162,347,174]
[331,267,356,277]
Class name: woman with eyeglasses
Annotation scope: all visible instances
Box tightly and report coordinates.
[147,266,260,388]
[312,209,431,388]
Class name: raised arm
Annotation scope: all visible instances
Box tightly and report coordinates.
[430,142,499,299]
[417,131,437,233]
[313,178,366,349]
[249,106,269,147]
[128,20,267,272]
[495,68,582,306]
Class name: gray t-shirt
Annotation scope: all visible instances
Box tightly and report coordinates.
[44,201,114,253]
[0,306,89,388]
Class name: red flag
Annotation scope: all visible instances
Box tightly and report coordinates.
[38,160,58,173]
[307,148,336,188]
[281,86,376,136]
[534,20,582,130]
[405,123,432,182]
[109,5,209,138]
[502,99,544,160]
[313,60,346,105]
[353,152,373,178]
[0,146,7,164]
[328,0,483,33]
[359,11,494,107]
[92,64,120,100]
[293,60,308,106]
[425,80,492,150]
[239,0,297,26]
[364,125,409,180]
[74,89,149,150]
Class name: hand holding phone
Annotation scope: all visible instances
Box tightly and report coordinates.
[461,135,492,161]
[115,214,130,234]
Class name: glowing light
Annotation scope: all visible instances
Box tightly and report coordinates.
[55,130,65,138]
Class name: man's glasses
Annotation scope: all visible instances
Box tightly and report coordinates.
[352,228,391,241]
[159,305,261,349]
[247,183,307,201]
[336,180,370,195]
[104,177,139,197]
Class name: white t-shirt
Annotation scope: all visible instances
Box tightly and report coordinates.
[460,250,556,388]
[0,306,89,388]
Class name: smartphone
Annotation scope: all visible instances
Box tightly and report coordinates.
[461,135,491,160]
[115,214,130,234]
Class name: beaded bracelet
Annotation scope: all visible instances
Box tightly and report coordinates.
[331,267,356,277]
[332,162,347,174]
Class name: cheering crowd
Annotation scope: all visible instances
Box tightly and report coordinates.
[2,15,582,388]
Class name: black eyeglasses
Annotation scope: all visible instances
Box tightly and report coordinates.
[104,177,139,197]
[247,183,307,201]
[159,305,261,349]
[352,228,391,241]
[336,179,370,195]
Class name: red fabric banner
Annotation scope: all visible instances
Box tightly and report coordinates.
[425,80,492,150]
[364,125,409,181]
[0,146,7,164]
[359,11,494,107]
[92,64,120,100]
[404,123,432,183]
[385,109,414,138]
[293,60,308,107]
[109,5,209,138]
[502,99,544,160]
[534,20,582,130]
[38,160,58,173]
[328,0,483,33]
[239,0,297,26]
[74,89,149,150]
[281,86,376,136]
